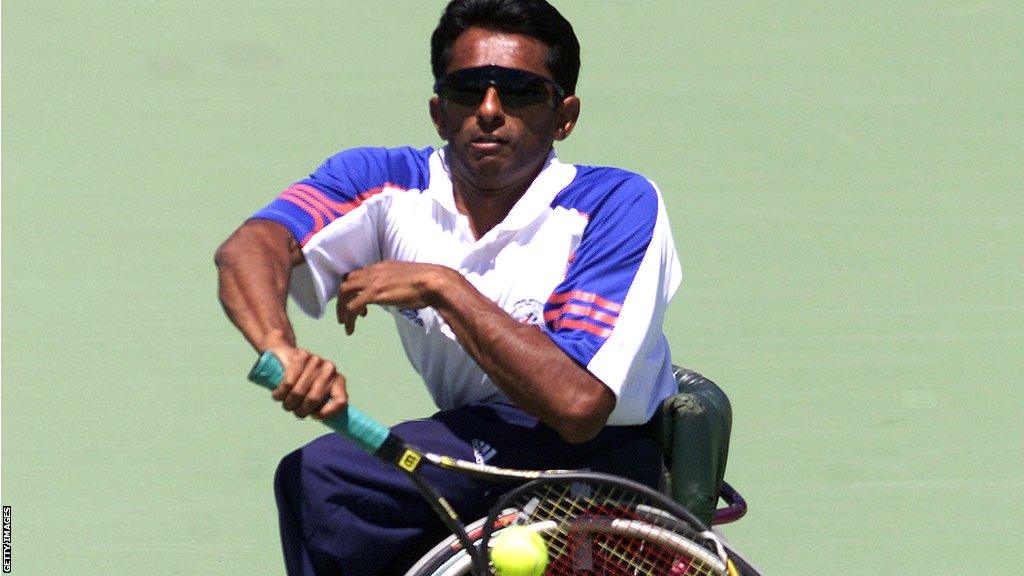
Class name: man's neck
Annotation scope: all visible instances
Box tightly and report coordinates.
[451,179,529,240]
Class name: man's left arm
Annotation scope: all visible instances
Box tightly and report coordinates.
[336,260,613,443]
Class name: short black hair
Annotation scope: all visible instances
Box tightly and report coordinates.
[430,0,581,95]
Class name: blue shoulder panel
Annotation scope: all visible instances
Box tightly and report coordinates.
[252,146,432,244]
[544,166,660,366]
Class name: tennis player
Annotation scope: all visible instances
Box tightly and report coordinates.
[215,1,683,573]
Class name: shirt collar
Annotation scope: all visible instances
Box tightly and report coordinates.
[426,147,577,232]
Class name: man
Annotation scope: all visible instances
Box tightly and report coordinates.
[215,0,682,573]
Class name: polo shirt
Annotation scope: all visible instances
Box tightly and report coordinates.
[252,146,682,425]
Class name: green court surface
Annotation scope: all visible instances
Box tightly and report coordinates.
[2,1,1021,574]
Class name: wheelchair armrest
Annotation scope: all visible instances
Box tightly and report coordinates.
[647,366,733,525]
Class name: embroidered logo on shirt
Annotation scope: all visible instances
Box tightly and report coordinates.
[472,439,497,465]
[398,308,425,327]
[510,299,544,325]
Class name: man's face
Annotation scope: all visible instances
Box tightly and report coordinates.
[430,27,580,195]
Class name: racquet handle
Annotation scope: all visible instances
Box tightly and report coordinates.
[247,351,391,454]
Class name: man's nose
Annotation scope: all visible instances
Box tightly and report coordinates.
[476,86,505,124]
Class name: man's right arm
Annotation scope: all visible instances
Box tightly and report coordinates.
[215,219,302,351]
[215,219,348,419]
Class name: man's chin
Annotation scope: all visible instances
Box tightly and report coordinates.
[447,148,539,194]
[461,158,515,187]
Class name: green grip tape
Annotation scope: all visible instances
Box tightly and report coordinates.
[247,351,390,454]
[247,351,285,392]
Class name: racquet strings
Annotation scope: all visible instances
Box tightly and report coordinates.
[504,479,726,576]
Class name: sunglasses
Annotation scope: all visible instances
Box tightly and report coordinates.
[434,65,566,109]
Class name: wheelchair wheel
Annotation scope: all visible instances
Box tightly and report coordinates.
[402,515,495,576]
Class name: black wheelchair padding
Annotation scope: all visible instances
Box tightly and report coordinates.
[646,366,733,525]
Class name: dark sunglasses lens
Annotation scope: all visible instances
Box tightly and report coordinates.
[498,80,551,107]
[440,83,487,106]
[439,67,556,108]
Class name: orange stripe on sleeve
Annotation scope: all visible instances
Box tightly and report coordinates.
[551,318,613,339]
[546,290,623,313]
[558,302,619,326]
[280,189,327,240]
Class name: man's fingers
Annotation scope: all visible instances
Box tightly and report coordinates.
[336,279,371,334]
[337,286,370,335]
[336,291,351,324]
[264,347,348,420]
[314,374,349,420]
[270,347,309,402]
[283,357,321,413]
[296,360,338,418]
[343,304,368,335]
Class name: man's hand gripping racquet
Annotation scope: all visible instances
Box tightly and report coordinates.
[249,351,527,575]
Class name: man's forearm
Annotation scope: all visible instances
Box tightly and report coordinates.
[215,220,303,352]
[430,273,614,443]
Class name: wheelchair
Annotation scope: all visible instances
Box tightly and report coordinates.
[403,366,765,576]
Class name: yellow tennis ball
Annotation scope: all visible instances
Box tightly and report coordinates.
[490,526,548,576]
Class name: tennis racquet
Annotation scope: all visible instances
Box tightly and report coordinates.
[477,474,738,576]
[248,351,739,576]
[406,473,739,576]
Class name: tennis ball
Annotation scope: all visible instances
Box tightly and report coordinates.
[490,526,548,576]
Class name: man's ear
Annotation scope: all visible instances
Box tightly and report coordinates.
[554,95,581,141]
[429,96,448,140]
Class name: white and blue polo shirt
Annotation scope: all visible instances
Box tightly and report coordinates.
[252,146,682,426]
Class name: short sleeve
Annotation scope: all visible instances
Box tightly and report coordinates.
[249,146,432,317]
[543,169,682,423]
